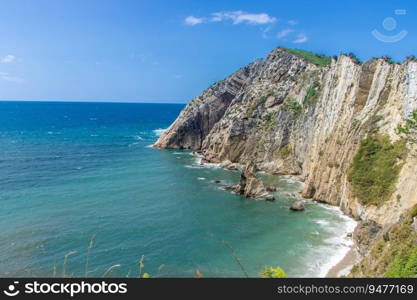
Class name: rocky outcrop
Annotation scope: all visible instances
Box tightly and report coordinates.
[290,201,305,211]
[154,47,417,276]
[153,60,264,149]
[236,163,274,201]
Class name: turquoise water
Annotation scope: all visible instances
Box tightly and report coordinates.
[0,101,355,277]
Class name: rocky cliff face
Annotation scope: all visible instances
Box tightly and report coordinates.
[154,47,417,277]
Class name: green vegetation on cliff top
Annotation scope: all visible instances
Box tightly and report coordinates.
[283,48,332,67]
[348,134,407,206]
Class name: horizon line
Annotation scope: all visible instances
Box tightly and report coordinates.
[0,99,187,104]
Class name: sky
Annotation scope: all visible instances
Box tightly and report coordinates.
[0,0,416,103]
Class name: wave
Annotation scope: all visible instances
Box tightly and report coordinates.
[153,128,167,137]
[314,206,357,277]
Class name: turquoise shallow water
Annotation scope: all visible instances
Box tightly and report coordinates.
[0,101,355,277]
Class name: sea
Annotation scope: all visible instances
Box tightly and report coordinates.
[0,101,356,277]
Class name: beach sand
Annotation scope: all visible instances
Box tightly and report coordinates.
[326,247,359,277]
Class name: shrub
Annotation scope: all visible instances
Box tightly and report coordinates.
[303,81,320,105]
[348,134,407,206]
[283,99,302,116]
[343,52,362,64]
[385,246,417,278]
[398,109,417,143]
[263,112,276,131]
[382,55,395,64]
[278,145,293,158]
[260,267,287,278]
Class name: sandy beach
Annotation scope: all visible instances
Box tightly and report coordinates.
[326,247,359,277]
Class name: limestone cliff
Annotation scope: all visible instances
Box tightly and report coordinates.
[154,47,417,277]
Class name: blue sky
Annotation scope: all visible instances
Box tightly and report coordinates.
[0,0,416,103]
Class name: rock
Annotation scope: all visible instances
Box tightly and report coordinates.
[346,233,353,238]
[412,217,417,233]
[235,163,275,201]
[290,201,305,211]
[200,158,209,165]
[223,185,240,191]
[266,185,277,192]
[353,221,381,255]
[214,179,221,184]
[219,160,239,171]
[265,95,284,108]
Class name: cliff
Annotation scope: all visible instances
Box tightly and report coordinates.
[154,47,417,277]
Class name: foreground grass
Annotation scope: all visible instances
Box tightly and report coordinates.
[54,236,285,278]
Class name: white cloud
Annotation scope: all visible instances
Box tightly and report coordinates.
[1,54,16,63]
[0,72,22,82]
[276,28,294,39]
[293,33,308,43]
[288,20,298,25]
[185,16,204,25]
[185,11,277,26]
[211,11,277,25]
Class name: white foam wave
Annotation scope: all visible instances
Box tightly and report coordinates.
[153,128,167,137]
[314,220,330,226]
[315,208,357,277]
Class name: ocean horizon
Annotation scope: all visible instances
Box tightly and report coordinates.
[0,101,355,277]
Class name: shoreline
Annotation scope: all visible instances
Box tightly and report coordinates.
[195,158,360,278]
[314,203,358,278]
[190,156,359,278]
[326,246,359,277]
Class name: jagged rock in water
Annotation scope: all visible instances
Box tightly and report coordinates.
[219,160,239,171]
[290,201,305,211]
[223,185,240,191]
[237,163,274,201]
[266,185,277,192]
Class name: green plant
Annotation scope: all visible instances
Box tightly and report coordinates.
[303,81,321,105]
[351,118,360,127]
[260,267,287,278]
[343,52,362,64]
[245,92,274,117]
[278,145,293,158]
[350,205,417,278]
[382,55,395,64]
[263,112,276,131]
[348,134,407,206]
[283,99,302,116]
[385,246,417,278]
[398,109,417,143]
[283,48,331,67]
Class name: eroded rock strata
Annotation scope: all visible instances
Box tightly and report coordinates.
[154,47,417,277]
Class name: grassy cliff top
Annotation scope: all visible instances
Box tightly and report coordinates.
[281,47,332,67]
